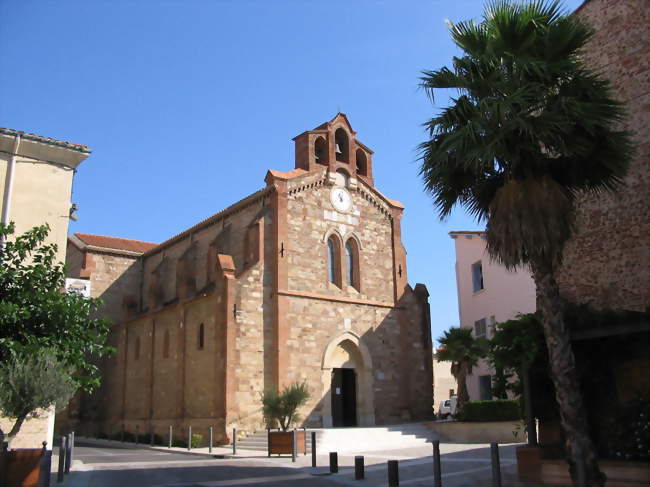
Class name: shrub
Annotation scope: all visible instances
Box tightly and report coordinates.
[152,433,165,446]
[96,432,108,439]
[191,433,203,448]
[172,433,203,449]
[122,431,136,442]
[459,400,522,422]
[262,381,310,431]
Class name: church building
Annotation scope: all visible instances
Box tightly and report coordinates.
[64,114,433,443]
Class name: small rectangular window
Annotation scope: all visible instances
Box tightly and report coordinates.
[472,261,484,292]
[479,375,492,400]
[474,318,487,339]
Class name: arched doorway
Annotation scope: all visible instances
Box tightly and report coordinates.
[321,331,375,427]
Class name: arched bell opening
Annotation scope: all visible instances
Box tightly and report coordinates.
[334,128,349,163]
[314,136,328,165]
[355,149,368,176]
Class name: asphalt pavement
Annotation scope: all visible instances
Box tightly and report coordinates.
[50,438,546,487]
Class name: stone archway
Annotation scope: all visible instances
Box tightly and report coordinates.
[321,331,375,427]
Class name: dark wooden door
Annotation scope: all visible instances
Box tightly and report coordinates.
[331,368,357,427]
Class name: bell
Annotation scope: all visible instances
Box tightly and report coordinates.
[335,143,342,154]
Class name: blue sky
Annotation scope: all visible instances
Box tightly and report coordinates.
[0,0,583,342]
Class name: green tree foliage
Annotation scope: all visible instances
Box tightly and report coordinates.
[437,327,487,417]
[418,1,633,484]
[489,314,543,379]
[262,381,310,431]
[0,223,113,392]
[0,348,77,441]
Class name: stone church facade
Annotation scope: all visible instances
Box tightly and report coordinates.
[64,114,433,443]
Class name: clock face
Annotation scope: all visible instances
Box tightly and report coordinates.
[330,187,352,212]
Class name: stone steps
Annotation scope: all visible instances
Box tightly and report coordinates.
[236,423,439,454]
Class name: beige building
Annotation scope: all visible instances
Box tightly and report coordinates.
[449,231,536,401]
[0,127,91,448]
[432,351,455,413]
[64,114,434,444]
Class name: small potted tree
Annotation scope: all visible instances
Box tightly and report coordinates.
[0,349,76,487]
[262,381,310,456]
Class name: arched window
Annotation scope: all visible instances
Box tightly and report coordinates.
[198,323,205,350]
[134,337,141,361]
[327,235,341,287]
[345,238,360,290]
[356,149,367,176]
[163,330,170,358]
[314,137,328,165]
[334,129,349,163]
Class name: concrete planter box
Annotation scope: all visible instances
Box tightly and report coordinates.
[267,430,306,456]
[423,420,525,443]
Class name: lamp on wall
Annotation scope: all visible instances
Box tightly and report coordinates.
[69,203,78,221]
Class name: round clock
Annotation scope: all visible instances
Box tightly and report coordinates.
[331,187,352,212]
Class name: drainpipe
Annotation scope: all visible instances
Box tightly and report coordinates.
[1,134,21,246]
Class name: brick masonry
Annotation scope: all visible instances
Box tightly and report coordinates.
[557,0,650,311]
[64,114,433,444]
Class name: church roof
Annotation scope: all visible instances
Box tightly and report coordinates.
[72,233,158,254]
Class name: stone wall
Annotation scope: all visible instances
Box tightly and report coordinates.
[557,0,650,311]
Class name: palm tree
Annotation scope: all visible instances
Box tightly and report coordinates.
[418,1,633,485]
[436,327,486,417]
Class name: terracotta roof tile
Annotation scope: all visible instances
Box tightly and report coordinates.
[74,233,157,254]
[0,127,91,152]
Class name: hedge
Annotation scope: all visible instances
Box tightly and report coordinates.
[460,400,522,422]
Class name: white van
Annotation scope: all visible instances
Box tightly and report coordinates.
[438,395,457,419]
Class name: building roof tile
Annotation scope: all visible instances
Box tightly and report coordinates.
[74,233,158,254]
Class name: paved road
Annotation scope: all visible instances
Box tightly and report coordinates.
[54,440,543,486]
[56,441,341,487]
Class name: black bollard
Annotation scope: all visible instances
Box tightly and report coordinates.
[311,432,317,467]
[490,442,502,487]
[233,427,237,455]
[329,452,338,473]
[188,426,192,451]
[150,430,154,446]
[388,460,399,486]
[57,436,66,483]
[292,430,297,463]
[433,440,442,487]
[169,425,173,449]
[355,456,365,480]
[64,433,72,474]
[209,427,213,454]
[303,427,307,455]
[39,442,52,487]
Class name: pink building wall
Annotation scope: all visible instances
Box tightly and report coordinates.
[450,231,536,400]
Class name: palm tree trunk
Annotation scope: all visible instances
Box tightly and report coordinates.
[531,259,605,487]
[521,365,537,445]
[455,363,470,418]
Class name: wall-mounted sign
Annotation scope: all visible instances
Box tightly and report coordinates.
[65,278,91,298]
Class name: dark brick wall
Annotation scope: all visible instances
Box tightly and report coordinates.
[557,0,650,312]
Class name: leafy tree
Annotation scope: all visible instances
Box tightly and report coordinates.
[489,314,545,444]
[436,327,487,417]
[0,348,77,443]
[262,381,310,431]
[0,223,113,392]
[418,1,633,484]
